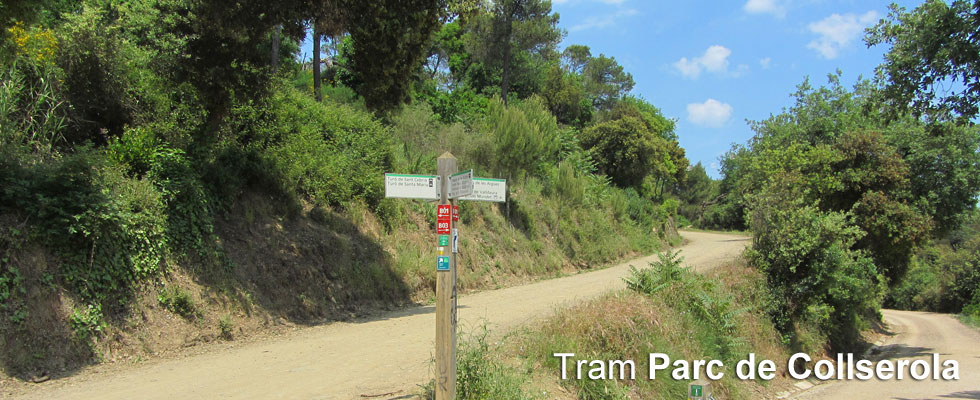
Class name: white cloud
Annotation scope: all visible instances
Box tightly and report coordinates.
[759,57,772,69]
[687,99,733,128]
[570,8,639,31]
[744,0,786,18]
[673,57,701,79]
[673,45,742,79]
[699,45,731,72]
[807,11,879,59]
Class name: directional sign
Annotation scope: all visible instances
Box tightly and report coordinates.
[459,178,506,202]
[385,174,440,200]
[439,235,450,246]
[448,169,474,199]
[452,205,459,222]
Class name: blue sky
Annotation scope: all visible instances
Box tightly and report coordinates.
[551,0,923,177]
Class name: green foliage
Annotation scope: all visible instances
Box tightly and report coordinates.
[157,286,198,320]
[487,96,561,179]
[888,212,980,313]
[55,4,142,144]
[624,250,687,295]
[463,0,563,102]
[540,63,591,126]
[218,314,234,340]
[69,304,106,341]
[746,192,884,349]
[581,115,668,189]
[264,87,393,206]
[582,53,634,112]
[0,149,168,306]
[0,226,28,323]
[343,0,445,113]
[150,149,218,261]
[455,326,532,400]
[0,60,66,152]
[866,0,980,122]
[726,74,979,292]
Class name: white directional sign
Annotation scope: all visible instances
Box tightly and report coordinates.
[384,174,440,200]
[448,169,474,199]
[459,178,506,202]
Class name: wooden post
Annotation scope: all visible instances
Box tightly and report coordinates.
[436,153,457,400]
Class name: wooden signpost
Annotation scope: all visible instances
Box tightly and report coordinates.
[384,153,506,400]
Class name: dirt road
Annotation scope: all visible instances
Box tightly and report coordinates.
[9,231,748,400]
[793,309,980,399]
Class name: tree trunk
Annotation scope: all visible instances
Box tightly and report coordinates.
[271,25,282,73]
[500,8,514,105]
[313,23,322,102]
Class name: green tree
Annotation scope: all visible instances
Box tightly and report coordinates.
[464,0,562,104]
[581,108,673,188]
[560,44,590,75]
[540,63,590,126]
[676,162,716,226]
[583,53,634,112]
[732,75,943,281]
[343,0,445,112]
[487,95,561,179]
[582,97,685,193]
[866,0,980,122]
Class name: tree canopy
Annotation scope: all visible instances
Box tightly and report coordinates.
[866,0,980,122]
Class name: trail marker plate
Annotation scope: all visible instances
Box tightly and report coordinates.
[452,229,458,254]
[449,169,474,198]
[437,204,451,234]
[437,256,450,271]
[459,178,506,202]
[439,235,450,246]
[385,174,440,200]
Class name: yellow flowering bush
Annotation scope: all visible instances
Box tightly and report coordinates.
[7,22,58,65]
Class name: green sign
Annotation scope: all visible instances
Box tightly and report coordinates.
[690,385,702,397]
[439,235,450,246]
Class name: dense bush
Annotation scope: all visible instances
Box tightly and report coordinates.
[747,191,884,349]
[887,212,980,313]
[0,149,168,307]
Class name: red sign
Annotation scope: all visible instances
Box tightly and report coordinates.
[452,205,460,222]
[437,205,451,234]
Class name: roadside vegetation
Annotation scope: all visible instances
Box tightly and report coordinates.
[428,255,790,400]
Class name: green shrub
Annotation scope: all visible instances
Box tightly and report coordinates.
[150,149,218,261]
[747,195,884,350]
[70,304,106,341]
[4,150,168,305]
[625,250,747,363]
[218,314,234,340]
[266,87,393,207]
[158,286,198,319]
[486,96,561,180]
